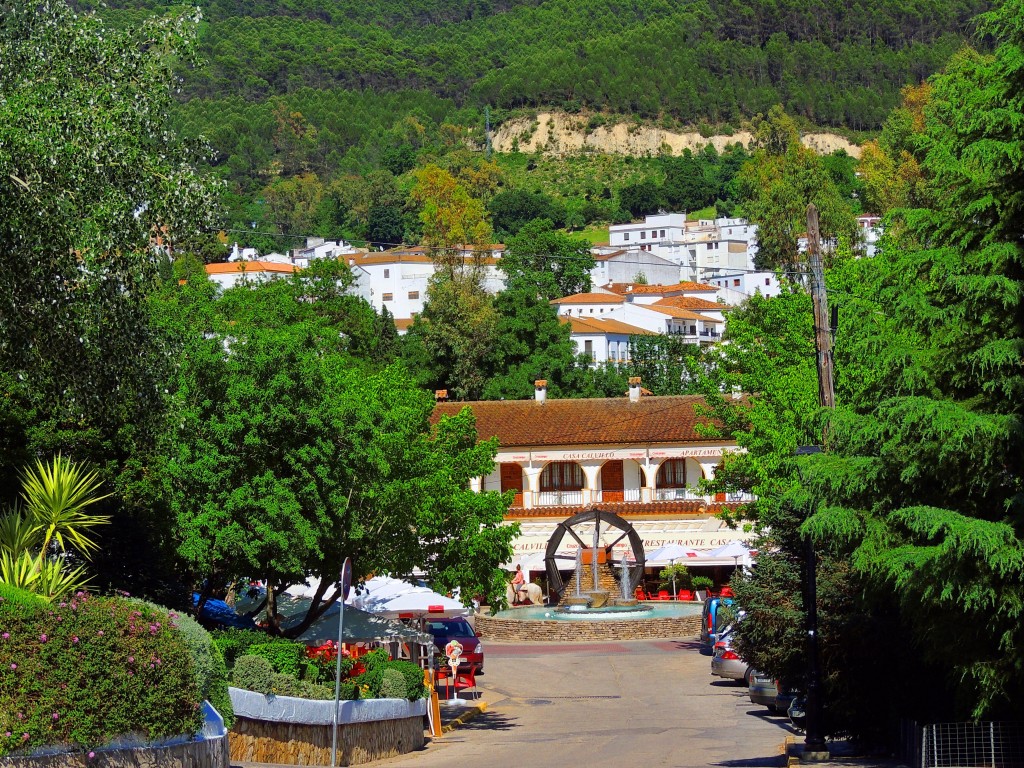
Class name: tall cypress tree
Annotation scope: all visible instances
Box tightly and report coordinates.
[817,0,1024,718]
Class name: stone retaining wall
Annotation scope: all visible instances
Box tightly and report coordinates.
[229,715,423,766]
[1,735,229,768]
[226,689,426,766]
[475,613,700,642]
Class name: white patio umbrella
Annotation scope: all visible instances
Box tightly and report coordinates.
[646,543,702,566]
[370,589,468,619]
[710,541,754,567]
[347,576,418,610]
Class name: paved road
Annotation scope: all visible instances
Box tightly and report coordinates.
[383,638,796,768]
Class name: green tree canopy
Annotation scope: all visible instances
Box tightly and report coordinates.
[150,263,515,633]
[0,2,218,485]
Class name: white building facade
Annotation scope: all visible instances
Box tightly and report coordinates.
[431,384,754,561]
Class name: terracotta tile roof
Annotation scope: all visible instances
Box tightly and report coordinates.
[605,281,718,295]
[646,306,722,323]
[561,316,656,335]
[591,249,627,262]
[550,292,625,305]
[431,395,722,447]
[653,296,727,311]
[205,261,296,275]
[348,250,501,267]
[505,499,744,518]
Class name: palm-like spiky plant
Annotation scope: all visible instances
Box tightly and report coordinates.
[18,455,111,556]
[0,455,110,601]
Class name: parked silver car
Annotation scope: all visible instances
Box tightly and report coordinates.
[711,633,751,684]
[747,671,779,709]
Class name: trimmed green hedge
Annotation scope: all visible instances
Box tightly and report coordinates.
[217,629,423,701]
[0,592,203,757]
[127,598,234,727]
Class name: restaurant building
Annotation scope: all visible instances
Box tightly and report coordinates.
[431,379,753,569]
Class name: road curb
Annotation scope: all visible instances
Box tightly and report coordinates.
[784,736,801,767]
[441,701,488,733]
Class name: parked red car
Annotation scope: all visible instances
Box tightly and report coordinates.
[426,618,483,674]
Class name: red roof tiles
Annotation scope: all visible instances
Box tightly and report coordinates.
[604,281,718,295]
[653,296,726,311]
[550,293,626,305]
[431,395,721,447]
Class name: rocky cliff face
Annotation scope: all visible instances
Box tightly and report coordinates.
[492,111,861,158]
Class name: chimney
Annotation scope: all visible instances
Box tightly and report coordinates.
[628,376,642,403]
[435,389,448,402]
[534,380,548,404]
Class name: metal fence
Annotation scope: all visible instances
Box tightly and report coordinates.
[920,722,1024,767]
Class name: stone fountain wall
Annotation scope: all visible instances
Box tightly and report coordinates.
[475,614,700,642]
[562,563,623,600]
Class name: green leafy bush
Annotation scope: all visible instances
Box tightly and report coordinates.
[270,673,308,697]
[692,576,714,591]
[379,668,407,699]
[247,641,305,678]
[360,648,390,673]
[0,584,49,609]
[350,660,426,701]
[386,660,427,700]
[338,680,360,700]
[232,655,275,695]
[211,628,285,668]
[128,599,234,727]
[351,668,383,698]
[658,564,692,591]
[0,593,202,757]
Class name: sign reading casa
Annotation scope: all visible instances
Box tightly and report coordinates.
[524,446,733,462]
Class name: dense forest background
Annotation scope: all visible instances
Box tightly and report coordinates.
[73,0,984,248]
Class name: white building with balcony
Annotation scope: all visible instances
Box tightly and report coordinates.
[550,288,725,351]
[431,380,753,559]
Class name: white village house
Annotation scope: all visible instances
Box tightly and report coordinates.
[551,283,727,363]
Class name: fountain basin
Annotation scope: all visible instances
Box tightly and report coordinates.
[477,602,702,642]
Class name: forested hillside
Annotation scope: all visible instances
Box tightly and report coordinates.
[89,0,983,129]
[72,0,985,249]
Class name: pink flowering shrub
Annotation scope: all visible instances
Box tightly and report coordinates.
[0,587,202,757]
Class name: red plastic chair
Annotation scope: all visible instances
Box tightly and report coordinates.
[435,663,479,699]
[657,590,671,601]
[634,587,647,601]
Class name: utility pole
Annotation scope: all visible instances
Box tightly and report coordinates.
[801,202,832,760]
[485,106,493,160]
[806,203,835,412]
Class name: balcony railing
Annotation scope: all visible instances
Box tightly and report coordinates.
[515,487,756,508]
[654,487,708,501]
[536,490,584,507]
[588,488,642,503]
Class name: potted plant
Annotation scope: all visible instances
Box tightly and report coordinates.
[691,576,714,601]
[658,564,693,600]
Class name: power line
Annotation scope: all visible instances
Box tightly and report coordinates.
[218,229,813,277]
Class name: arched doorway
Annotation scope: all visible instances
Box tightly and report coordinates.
[544,509,646,598]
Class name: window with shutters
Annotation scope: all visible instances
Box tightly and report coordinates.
[656,459,688,488]
[540,462,584,491]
